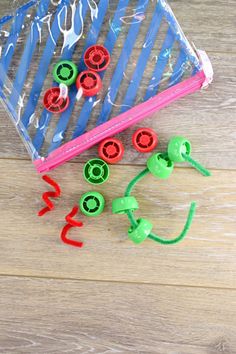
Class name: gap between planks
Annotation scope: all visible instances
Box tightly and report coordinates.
[0,156,236,172]
[0,273,236,293]
[0,275,236,353]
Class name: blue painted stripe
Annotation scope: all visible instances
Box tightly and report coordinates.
[158,0,200,70]
[48,0,109,154]
[144,27,175,100]
[0,1,36,85]
[0,12,27,80]
[21,0,69,128]
[72,0,130,139]
[0,1,37,87]
[3,95,40,160]
[0,15,13,25]
[0,21,9,95]
[18,0,37,13]
[0,0,36,26]
[120,3,163,114]
[192,65,200,76]
[8,0,51,110]
[168,49,188,87]
[33,0,89,152]
[96,0,149,127]
[60,0,88,61]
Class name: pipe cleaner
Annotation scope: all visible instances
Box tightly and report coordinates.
[38,175,61,217]
[112,136,211,245]
[61,206,84,248]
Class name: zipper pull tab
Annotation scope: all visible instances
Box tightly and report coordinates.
[197,50,214,89]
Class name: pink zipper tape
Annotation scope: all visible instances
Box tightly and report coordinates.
[35,70,207,173]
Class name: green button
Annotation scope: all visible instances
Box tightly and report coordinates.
[112,196,139,215]
[60,66,71,78]
[168,136,192,163]
[147,153,174,179]
[128,218,153,244]
[80,191,105,217]
[83,159,110,185]
[53,60,78,86]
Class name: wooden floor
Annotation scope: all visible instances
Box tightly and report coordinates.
[0,0,236,353]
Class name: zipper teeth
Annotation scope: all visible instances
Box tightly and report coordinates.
[36,72,205,173]
[145,76,202,110]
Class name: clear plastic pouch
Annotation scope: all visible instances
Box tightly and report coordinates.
[0,0,212,173]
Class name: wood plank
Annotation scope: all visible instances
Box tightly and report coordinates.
[0,276,236,353]
[0,159,235,289]
[169,0,236,54]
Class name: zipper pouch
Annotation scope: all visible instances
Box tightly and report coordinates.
[0,0,213,173]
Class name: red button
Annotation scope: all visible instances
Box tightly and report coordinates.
[76,70,102,97]
[43,87,70,113]
[84,45,110,72]
[132,128,158,153]
[98,138,124,164]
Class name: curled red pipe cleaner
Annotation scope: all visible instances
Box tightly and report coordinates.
[61,206,84,248]
[38,175,61,217]
[65,205,83,227]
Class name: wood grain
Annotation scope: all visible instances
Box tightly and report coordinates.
[169,0,236,54]
[0,0,236,352]
[0,159,235,289]
[0,276,236,354]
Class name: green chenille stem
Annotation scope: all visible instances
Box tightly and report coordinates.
[125,168,149,228]
[125,168,196,245]
[182,153,211,177]
[148,202,196,244]
[125,168,150,198]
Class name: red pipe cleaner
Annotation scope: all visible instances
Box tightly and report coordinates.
[61,206,84,248]
[38,175,61,217]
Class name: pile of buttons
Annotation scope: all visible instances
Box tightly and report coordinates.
[43,45,111,113]
[79,128,159,218]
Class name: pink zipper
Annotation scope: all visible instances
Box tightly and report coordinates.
[34,69,209,173]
